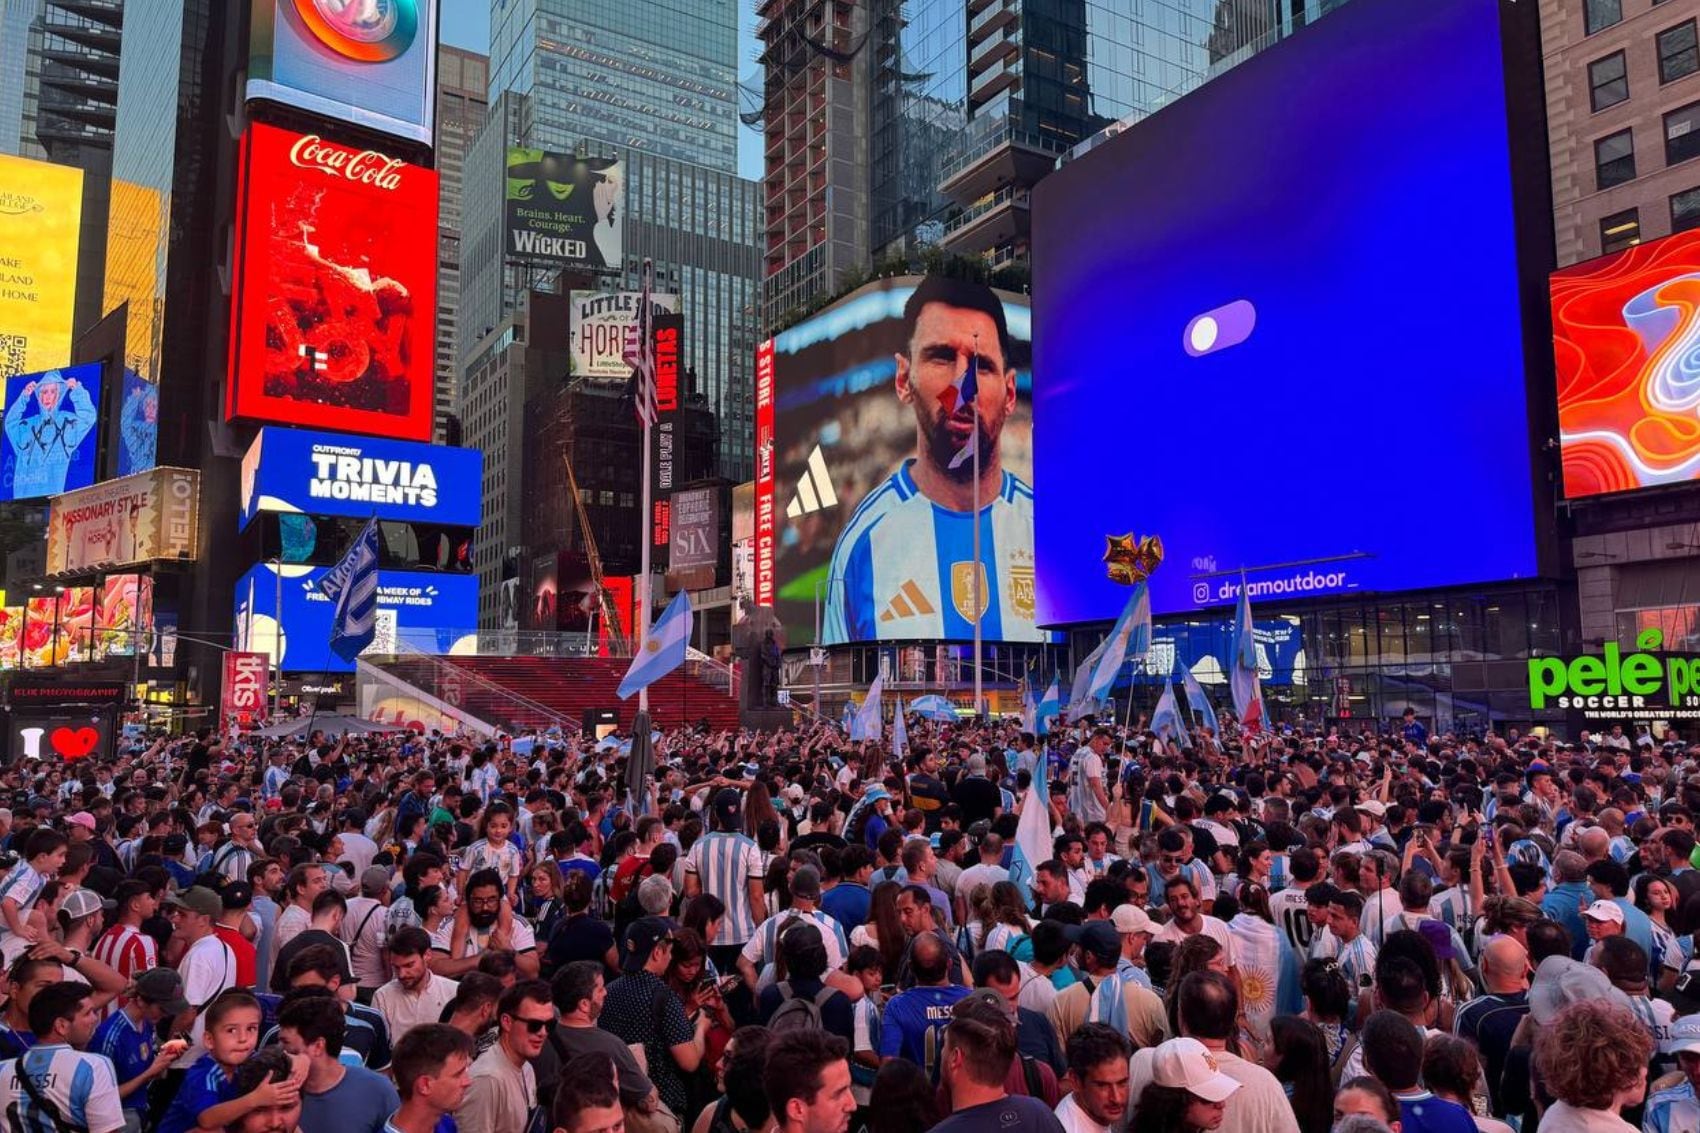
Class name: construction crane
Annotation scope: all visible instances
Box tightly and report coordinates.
[562,453,627,651]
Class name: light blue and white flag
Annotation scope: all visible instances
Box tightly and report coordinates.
[1035,677,1061,736]
[891,697,909,759]
[617,590,693,699]
[1066,582,1151,719]
[1230,574,1266,732]
[909,694,958,722]
[840,698,856,734]
[851,673,884,741]
[1150,677,1190,749]
[319,517,381,663]
[1010,736,1053,910]
[1182,664,1220,735]
[1020,683,1037,734]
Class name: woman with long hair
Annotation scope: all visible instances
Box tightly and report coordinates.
[1163,935,1229,1040]
[1130,1038,1241,1133]
[1268,1016,1334,1133]
[1299,958,1354,1078]
[864,1058,943,1133]
[1635,874,1683,981]
[978,881,1032,953]
[745,780,782,844]
[851,881,907,978]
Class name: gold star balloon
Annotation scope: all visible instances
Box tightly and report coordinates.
[1104,533,1165,585]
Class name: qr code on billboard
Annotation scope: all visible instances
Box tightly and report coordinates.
[0,335,26,378]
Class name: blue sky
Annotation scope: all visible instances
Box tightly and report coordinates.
[439,4,765,181]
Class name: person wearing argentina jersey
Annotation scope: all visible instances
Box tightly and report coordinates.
[0,981,125,1133]
[1646,1015,1700,1133]
[822,276,1038,645]
[683,789,767,971]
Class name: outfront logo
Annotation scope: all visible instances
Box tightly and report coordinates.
[1528,629,1700,719]
[294,0,419,63]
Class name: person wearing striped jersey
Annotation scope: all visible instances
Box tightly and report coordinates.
[1327,890,1378,994]
[91,881,158,1019]
[0,829,67,947]
[821,276,1039,645]
[738,866,849,992]
[1645,1015,1700,1133]
[684,789,767,972]
[0,981,124,1133]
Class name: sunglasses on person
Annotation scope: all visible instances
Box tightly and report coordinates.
[512,1013,555,1033]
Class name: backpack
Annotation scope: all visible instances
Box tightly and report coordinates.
[769,981,836,1034]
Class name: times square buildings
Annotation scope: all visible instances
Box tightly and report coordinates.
[0,0,1692,742]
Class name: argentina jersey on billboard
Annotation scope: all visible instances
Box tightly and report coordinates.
[239,427,482,530]
[767,276,1039,646]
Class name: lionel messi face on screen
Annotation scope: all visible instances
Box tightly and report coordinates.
[897,277,1018,489]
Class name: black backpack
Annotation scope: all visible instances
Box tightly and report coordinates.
[769,981,836,1034]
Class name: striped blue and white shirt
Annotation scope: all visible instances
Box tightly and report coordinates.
[0,862,46,942]
[1645,1081,1699,1133]
[739,908,849,983]
[0,1044,124,1133]
[686,831,765,945]
[1337,934,1378,992]
[822,462,1040,643]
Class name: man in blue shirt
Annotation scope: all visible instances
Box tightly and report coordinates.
[1362,1010,1476,1133]
[879,933,970,1080]
[89,968,190,1127]
[1400,708,1428,747]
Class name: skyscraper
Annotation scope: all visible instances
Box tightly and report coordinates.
[435,44,489,443]
[760,0,1351,319]
[459,1,763,621]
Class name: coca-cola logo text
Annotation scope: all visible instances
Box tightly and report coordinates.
[288,134,405,190]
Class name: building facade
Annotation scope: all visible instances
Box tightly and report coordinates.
[1542,0,1700,260]
[1541,0,1700,681]
[435,45,489,443]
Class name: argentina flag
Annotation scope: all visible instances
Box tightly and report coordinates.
[319,518,381,663]
[1009,741,1053,910]
[1182,664,1220,734]
[1065,581,1151,719]
[617,589,694,699]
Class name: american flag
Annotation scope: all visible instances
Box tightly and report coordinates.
[626,257,657,427]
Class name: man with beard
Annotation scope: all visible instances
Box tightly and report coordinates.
[822,276,1038,644]
[428,868,540,980]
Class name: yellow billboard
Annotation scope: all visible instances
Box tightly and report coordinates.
[0,153,83,377]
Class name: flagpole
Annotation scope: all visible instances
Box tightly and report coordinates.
[637,261,655,717]
[971,334,982,718]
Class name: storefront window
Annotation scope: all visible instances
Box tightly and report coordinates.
[1483,595,1529,659]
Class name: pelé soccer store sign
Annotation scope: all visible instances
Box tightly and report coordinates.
[1527,630,1700,723]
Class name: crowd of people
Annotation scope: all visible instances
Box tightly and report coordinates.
[0,711,1693,1133]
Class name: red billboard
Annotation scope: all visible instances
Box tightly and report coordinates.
[227,122,438,441]
[222,650,270,730]
[1552,227,1700,498]
[754,339,775,608]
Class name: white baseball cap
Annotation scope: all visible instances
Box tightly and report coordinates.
[1671,1016,1700,1055]
[1583,899,1625,925]
[1112,904,1155,935]
[1150,1038,1242,1103]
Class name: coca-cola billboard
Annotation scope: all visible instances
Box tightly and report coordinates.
[227,122,438,441]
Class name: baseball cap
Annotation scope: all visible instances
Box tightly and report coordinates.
[791,865,822,902]
[361,867,393,897]
[623,916,678,972]
[712,789,742,828]
[220,882,253,910]
[1357,800,1387,819]
[1528,956,1630,1024]
[166,886,223,919]
[1150,1037,1242,1102]
[134,968,191,1015]
[66,811,96,832]
[1671,1016,1700,1056]
[1112,905,1155,935]
[59,888,113,922]
[1064,920,1122,963]
[1583,899,1625,925]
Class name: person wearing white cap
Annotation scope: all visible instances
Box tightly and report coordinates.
[1644,1014,1700,1133]
[1583,898,1626,962]
[1128,1037,1242,1133]
[1130,971,1295,1133]
[1111,904,1155,989]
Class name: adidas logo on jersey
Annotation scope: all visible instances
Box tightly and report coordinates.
[786,446,838,518]
[879,580,936,623]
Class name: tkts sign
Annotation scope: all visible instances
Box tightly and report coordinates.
[222,650,269,730]
[227,122,438,442]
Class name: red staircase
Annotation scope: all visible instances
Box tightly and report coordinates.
[438,656,742,731]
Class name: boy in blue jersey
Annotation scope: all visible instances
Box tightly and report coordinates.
[157,990,306,1133]
[822,276,1039,644]
[89,968,192,1131]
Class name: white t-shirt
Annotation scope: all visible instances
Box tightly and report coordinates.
[956,863,1011,902]
[429,918,537,958]
[1153,914,1238,968]
[1055,1092,1109,1133]
[177,934,236,1068]
[337,832,379,876]
[1068,749,1107,824]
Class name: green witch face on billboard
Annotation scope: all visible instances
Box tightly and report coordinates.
[504,147,623,272]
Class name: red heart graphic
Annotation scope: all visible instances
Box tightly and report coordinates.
[49,726,99,761]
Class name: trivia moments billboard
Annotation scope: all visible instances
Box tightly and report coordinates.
[227,122,438,442]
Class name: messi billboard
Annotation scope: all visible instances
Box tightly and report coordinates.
[239,427,482,530]
[1552,228,1700,499]
[227,123,438,441]
[247,0,438,147]
[234,563,475,674]
[1031,0,1549,623]
[756,276,1038,646]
